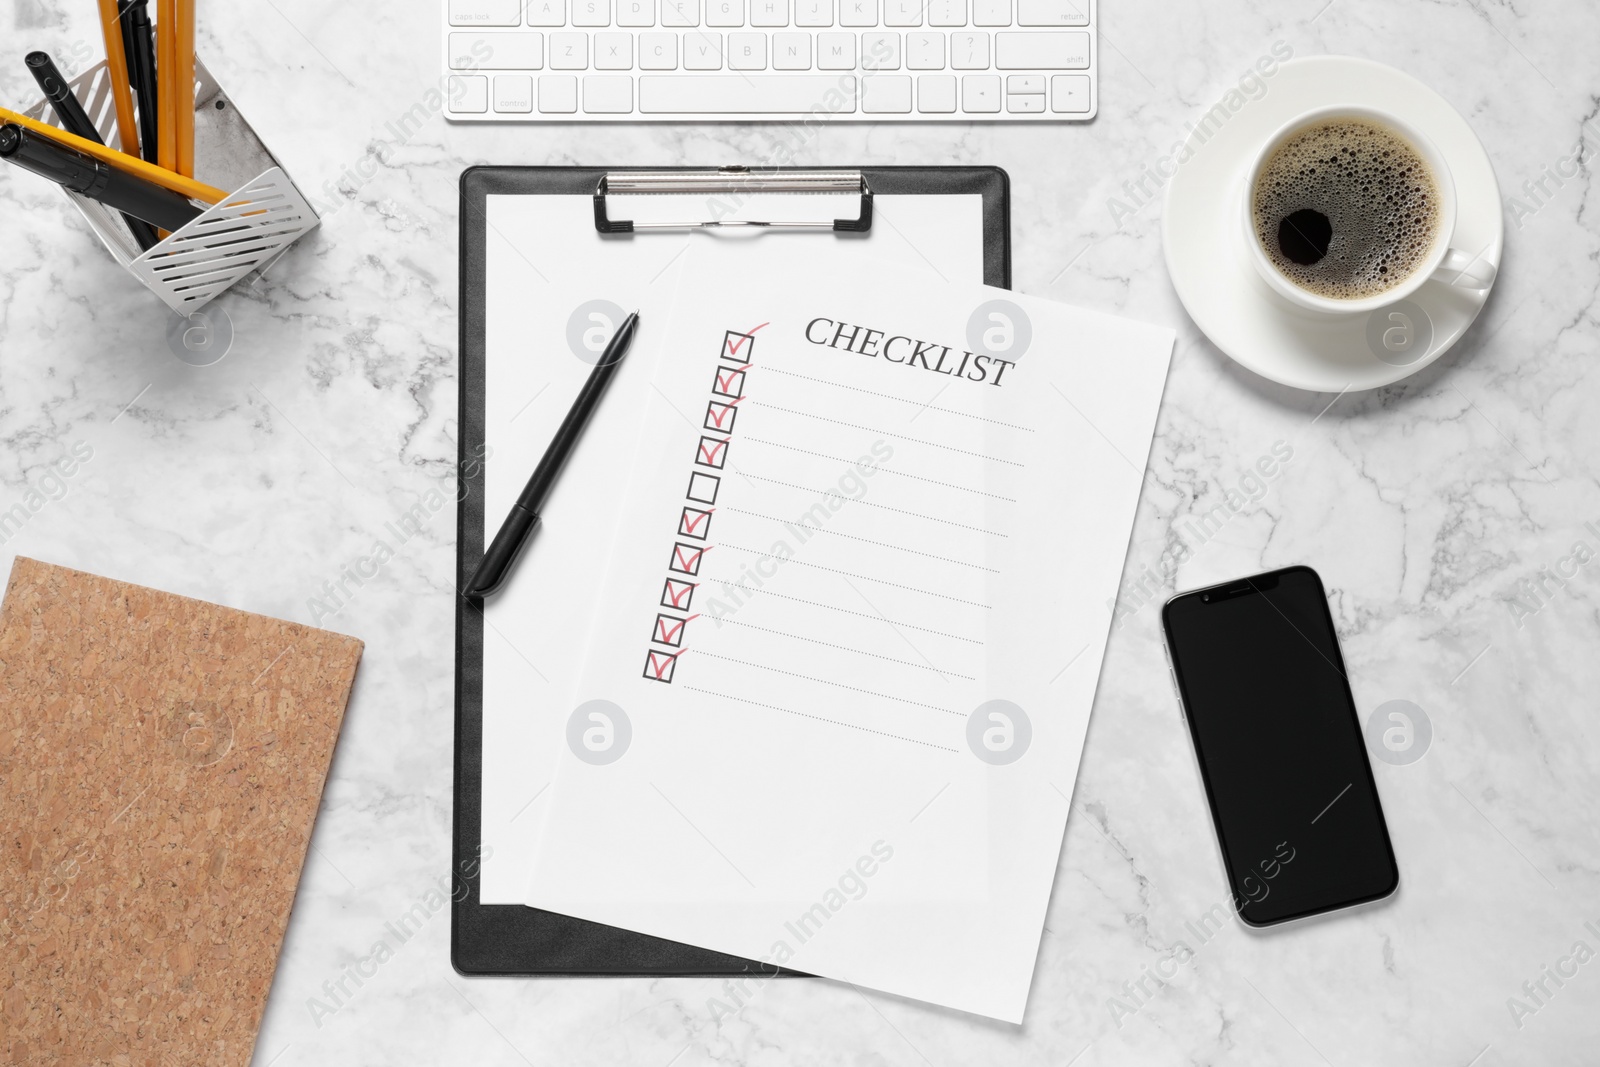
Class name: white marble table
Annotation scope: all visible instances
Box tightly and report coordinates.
[3,0,1597,1063]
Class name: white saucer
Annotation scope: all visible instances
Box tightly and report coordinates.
[1162,56,1503,392]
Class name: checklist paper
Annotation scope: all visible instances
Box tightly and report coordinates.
[478,193,986,902]
[524,254,1174,1022]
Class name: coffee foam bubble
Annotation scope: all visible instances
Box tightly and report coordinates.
[1251,118,1441,301]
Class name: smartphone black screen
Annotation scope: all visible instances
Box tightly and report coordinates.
[1162,566,1398,926]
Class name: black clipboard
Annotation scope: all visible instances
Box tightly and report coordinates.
[454,165,1011,977]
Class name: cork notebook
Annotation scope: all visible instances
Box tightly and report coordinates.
[0,558,363,1066]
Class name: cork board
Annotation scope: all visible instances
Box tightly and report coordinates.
[0,557,363,1066]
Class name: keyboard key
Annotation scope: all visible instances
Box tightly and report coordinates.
[863,31,899,68]
[449,0,522,26]
[918,73,955,111]
[1017,0,1087,25]
[962,73,999,111]
[538,74,578,111]
[1006,92,1043,111]
[573,0,610,24]
[884,0,920,25]
[951,30,988,68]
[661,0,698,24]
[451,32,544,68]
[594,32,633,66]
[928,0,965,27]
[906,31,944,69]
[450,75,489,111]
[750,0,788,24]
[526,0,566,25]
[640,31,678,66]
[729,32,768,67]
[618,0,655,24]
[1050,72,1089,111]
[795,0,832,25]
[639,74,856,111]
[706,0,744,24]
[1006,74,1042,92]
[584,74,633,110]
[773,32,811,67]
[684,30,724,68]
[995,30,1087,68]
[973,0,1008,23]
[818,31,855,68]
[494,74,535,111]
[550,32,589,67]
[862,73,911,111]
[839,0,877,26]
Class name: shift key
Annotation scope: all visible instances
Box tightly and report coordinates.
[449,0,523,25]
[995,31,1089,69]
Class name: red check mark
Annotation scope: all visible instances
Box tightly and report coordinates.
[655,613,699,644]
[672,543,711,572]
[714,367,746,396]
[663,579,696,609]
[698,437,729,467]
[681,508,713,535]
[706,398,743,429]
[645,649,681,680]
[725,322,768,357]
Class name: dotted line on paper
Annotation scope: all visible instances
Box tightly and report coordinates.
[748,400,1026,467]
[721,509,1000,572]
[683,687,960,752]
[743,438,1018,502]
[763,367,1036,432]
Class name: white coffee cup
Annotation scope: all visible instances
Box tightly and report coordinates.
[1241,105,1496,315]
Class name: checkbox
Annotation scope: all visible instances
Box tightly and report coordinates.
[653,612,696,648]
[686,471,721,505]
[678,506,714,540]
[722,329,758,364]
[669,541,712,575]
[643,648,681,683]
[704,399,740,432]
[661,577,696,611]
[712,366,746,399]
[696,436,730,469]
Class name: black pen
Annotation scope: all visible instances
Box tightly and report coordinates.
[0,124,203,232]
[466,311,641,598]
[120,0,159,165]
[24,51,160,251]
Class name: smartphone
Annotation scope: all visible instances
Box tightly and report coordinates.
[1162,566,1398,927]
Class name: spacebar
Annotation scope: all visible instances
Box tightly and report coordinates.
[640,76,857,114]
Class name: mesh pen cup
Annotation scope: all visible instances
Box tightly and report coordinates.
[21,57,318,312]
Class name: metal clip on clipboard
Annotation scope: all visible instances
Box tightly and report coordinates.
[593,167,873,234]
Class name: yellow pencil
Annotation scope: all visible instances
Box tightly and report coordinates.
[0,106,225,203]
[157,0,178,171]
[174,0,196,178]
[96,0,141,156]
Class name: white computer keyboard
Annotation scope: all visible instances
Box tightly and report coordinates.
[442,0,1095,121]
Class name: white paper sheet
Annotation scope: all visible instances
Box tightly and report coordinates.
[479,192,985,902]
[523,253,1174,1021]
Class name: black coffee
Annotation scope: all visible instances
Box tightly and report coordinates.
[1251,118,1441,301]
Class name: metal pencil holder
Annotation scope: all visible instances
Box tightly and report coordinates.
[22,57,318,312]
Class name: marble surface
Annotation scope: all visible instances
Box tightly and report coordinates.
[3,0,1598,1063]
